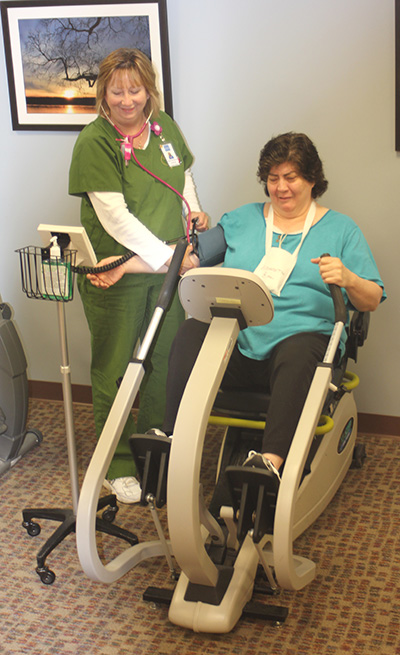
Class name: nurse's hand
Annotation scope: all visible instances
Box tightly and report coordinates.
[87,257,127,289]
[191,212,209,232]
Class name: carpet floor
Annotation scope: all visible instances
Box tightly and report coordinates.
[0,399,399,655]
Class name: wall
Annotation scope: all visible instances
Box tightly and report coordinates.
[0,0,398,418]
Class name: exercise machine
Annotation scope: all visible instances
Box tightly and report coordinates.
[0,300,42,477]
[76,261,367,632]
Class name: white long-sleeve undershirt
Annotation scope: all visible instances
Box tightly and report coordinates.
[88,169,202,271]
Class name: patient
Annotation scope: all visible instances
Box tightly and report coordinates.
[88,132,386,486]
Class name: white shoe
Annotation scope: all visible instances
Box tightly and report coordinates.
[145,428,171,438]
[243,451,281,482]
[103,477,141,504]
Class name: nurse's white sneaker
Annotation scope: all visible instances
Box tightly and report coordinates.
[145,428,171,438]
[103,476,141,504]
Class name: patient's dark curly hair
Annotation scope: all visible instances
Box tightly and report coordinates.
[257,132,328,199]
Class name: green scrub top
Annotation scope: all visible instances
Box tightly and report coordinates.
[69,111,193,286]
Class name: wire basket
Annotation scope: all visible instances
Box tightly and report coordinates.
[16,246,77,302]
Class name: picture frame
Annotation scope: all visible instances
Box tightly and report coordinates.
[396,0,400,150]
[0,0,172,131]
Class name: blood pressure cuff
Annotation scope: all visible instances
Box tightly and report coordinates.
[197,225,227,267]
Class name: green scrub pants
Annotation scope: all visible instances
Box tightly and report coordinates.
[78,275,184,480]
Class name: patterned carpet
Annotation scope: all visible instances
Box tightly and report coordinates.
[0,399,399,655]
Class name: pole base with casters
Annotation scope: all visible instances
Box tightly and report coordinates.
[22,494,138,584]
[20,301,139,584]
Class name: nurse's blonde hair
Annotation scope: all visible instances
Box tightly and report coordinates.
[96,48,160,118]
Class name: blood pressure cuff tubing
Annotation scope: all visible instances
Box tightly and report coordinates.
[197,224,227,267]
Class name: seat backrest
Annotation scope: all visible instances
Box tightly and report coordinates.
[346,311,370,363]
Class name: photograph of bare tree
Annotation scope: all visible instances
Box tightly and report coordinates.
[1,0,171,131]
[21,16,151,113]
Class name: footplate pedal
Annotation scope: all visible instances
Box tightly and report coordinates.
[129,434,171,508]
[225,466,279,542]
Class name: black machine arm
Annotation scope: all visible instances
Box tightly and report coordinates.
[328,283,347,325]
[320,253,347,325]
[321,253,370,362]
[156,237,187,311]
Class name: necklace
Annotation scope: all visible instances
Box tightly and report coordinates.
[132,124,149,149]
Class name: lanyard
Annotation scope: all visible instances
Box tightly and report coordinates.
[101,107,192,242]
[264,200,316,258]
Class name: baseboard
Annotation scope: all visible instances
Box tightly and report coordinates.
[28,381,399,436]
[28,379,141,408]
[28,380,93,404]
[357,413,400,437]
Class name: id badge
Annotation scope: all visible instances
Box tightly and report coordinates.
[160,143,181,167]
[254,248,295,296]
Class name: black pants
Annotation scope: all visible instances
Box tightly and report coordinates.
[163,319,333,460]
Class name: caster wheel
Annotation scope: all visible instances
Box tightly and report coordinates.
[23,521,41,537]
[102,506,118,522]
[27,428,44,445]
[351,443,367,469]
[37,567,56,585]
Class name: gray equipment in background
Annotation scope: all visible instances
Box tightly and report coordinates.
[0,301,42,476]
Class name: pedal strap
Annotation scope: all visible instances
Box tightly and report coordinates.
[225,466,279,543]
[129,434,171,508]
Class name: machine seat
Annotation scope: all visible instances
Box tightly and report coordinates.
[212,310,368,422]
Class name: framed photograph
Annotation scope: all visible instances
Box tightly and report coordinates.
[396,0,400,150]
[0,0,172,131]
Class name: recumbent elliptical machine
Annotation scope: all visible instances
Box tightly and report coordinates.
[76,242,368,633]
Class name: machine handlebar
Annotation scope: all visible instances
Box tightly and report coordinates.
[156,237,188,311]
[329,284,347,325]
[320,253,347,324]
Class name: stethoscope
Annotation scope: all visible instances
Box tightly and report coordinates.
[101,102,151,163]
[101,104,193,243]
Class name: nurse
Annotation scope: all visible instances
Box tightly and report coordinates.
[69,48,208,503]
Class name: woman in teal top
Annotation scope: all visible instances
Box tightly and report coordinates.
[69,48,208,503]
[217,203,383,361]
[89,132,385,490]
